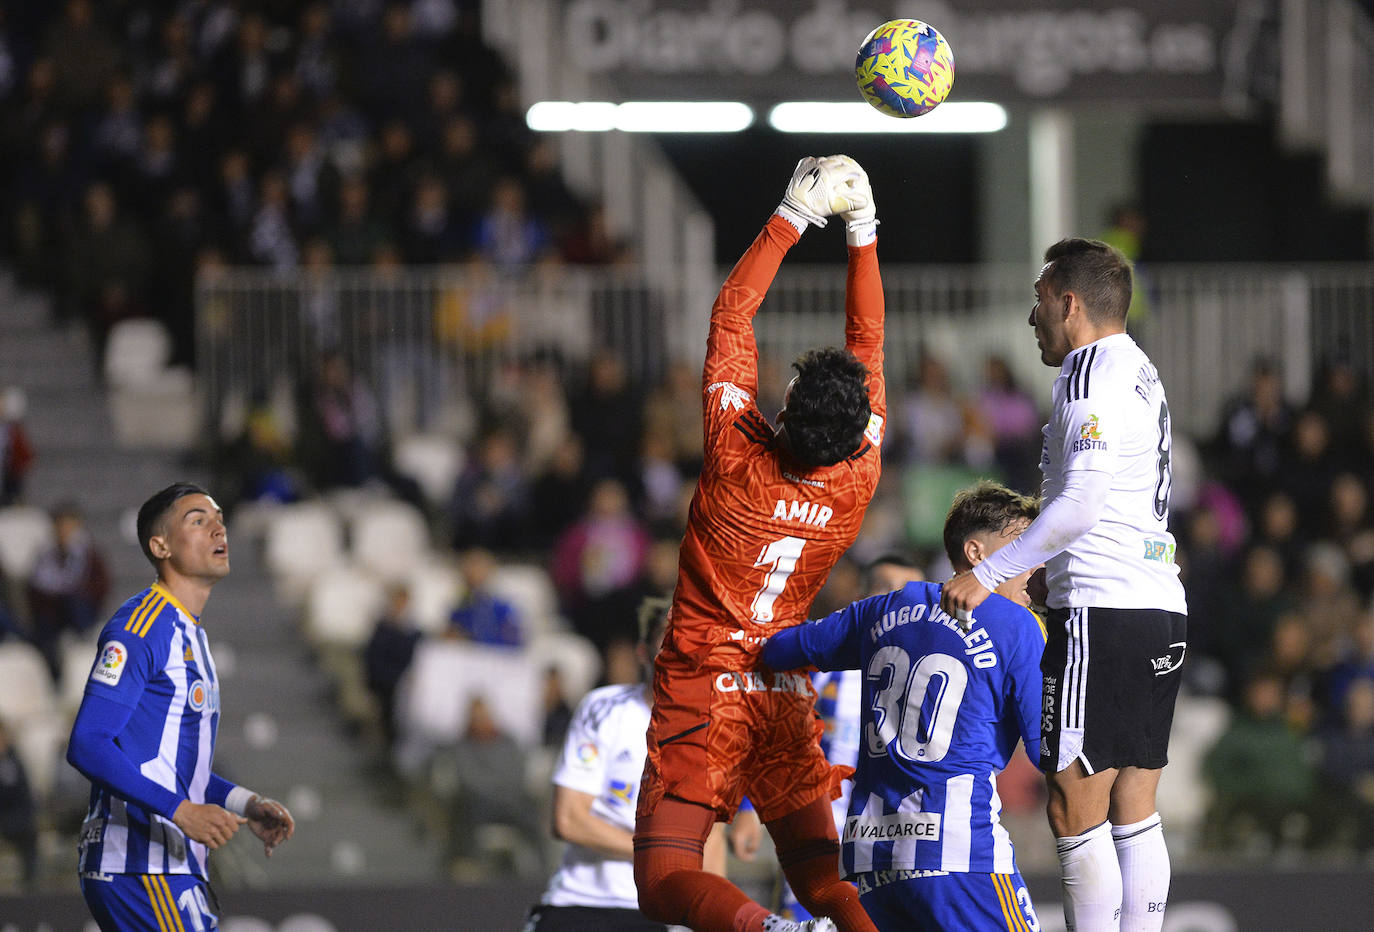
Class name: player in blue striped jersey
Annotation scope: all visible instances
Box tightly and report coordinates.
[763,481,1044,932]
[67,483,294,931]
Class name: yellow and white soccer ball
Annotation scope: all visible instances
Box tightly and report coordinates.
[855,19,955,118]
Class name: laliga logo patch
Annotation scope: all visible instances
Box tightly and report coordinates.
[864,412,884,446]
[188,678,209,712]
[91,641,128,686]
[576,741,599,765]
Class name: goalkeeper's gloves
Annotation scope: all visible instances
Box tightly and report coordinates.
[829,154,878,246]
[775,155,863,230]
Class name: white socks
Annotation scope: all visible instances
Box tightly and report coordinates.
[1056,820,1122,931]
[1113,813,1169,932]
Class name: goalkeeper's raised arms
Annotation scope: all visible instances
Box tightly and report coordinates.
[776,155,873,232]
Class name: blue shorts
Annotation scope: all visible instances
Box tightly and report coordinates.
[856,869,1040,932]
[81,872,219,931]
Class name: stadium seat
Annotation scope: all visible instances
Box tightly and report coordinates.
[108,365,201,448]
[58,634,101,716]
[263,502,346,604]
[0,642,57,725]
[405,558,465,636]
[527,631,602,703]
[0,505,54,580]
[350,500,431,583]
[103,319,172,388]
[13,712,66,802]
[304,564,387,650]
[488,563,562,641]
[1158,691,1232,851]
[392,433,465,507]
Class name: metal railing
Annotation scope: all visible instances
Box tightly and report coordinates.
[197,261,1374,444]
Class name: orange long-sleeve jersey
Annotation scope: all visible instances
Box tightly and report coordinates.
[666,215,886,671]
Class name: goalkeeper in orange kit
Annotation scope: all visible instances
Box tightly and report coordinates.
[633,156,886,932]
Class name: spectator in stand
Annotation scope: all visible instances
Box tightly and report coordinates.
[1308,357,1369,469]
[42,0,120,115]
[1,387,34,505]
[91,73,142,174]
[1319,610,1374,727]
[1206,544,1295,699]
[450,427,531,551]
[1315,676,1374,851]
[219,394,302,511]
[368,118,420,229]
[281,121,336,234]
[473,176,550,273]
[1327,472,1374,598]
[400,172,461,263]
[523,138,583,246]
[643,361,704,475]
[571,350,642,487]
[296,350,383,490]
[1254,490,1307,579]
[28,503,110,681]
[64,181,150,366]
[1214,358,1292,509]
[896,352,968,466]
[292,2,339,101]
[434,113,498,227]
[352,2,432,125]
[248,169,299,268]
[447,547,523,648]
[540,666,574,749]
[330,174,393,267]
[973,354,1040,492]
[529,435,592,551]
[0,720,38,889]
[364,583,423,748]
[551,478,650,649]
[215,148,257,252]
[1281,409,1342,539]
[447,694,545,875]
[1202,669,1317,852]
[1300,542,1362,671]
[152,186,216,366]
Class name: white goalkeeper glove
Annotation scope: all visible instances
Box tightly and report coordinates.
[829,154,878,246]
[774,155,866,231]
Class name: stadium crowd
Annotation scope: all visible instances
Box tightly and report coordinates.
[2,0,1374,897]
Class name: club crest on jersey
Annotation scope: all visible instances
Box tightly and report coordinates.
[706,380,750,412]
[91,641,128,686]
[1073,415,1108,452]
[771,498,833,527]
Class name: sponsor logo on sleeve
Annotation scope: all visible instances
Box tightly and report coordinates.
[91,642,128,686]
[1072,414,1108,452]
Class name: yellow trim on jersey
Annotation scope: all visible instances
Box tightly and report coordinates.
[1032,609,1047,642]
[156,875,187,931]
[992,872,1030,932]
[140,874,172,932]
[152,582,199,626]
[125,592,166,638]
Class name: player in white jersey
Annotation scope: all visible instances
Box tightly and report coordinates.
[779,554,924,921]
[764,481,1044,931]
[67,483,294,931]
[943,238,1188,932]
[526,597,739,931]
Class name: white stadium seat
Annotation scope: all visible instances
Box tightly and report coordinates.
[405,558,465,636]
[263,502,346,604]
[350,500,431,583]
[0,642,57,724]
[0,505,54,580]
[392,433,465,506]
[103,318,172,388]
[488,563,561,641]
[527,631,602,703]
[304,565,387,649]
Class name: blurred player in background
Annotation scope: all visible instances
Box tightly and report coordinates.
[765,481,1045,931]
[633,155,886,932]
[778,554,925,921]
[67,482,294,931]
[526,596,752,931]
[943,239,1188,931]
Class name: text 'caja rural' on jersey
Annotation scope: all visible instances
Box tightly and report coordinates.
[668,215,886,671]
[1042,333,1187,613]
[762,581,1045,877]
[76,584,226,878]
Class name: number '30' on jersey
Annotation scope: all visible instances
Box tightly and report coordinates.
[762,581,1044,876]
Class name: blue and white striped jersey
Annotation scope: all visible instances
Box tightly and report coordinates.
[77,584,224,878]
[762,581,1044,877]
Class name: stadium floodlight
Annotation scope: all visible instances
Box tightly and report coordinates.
[767,101,1008,134]
[527,101,754,133]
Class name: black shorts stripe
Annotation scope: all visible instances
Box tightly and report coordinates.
[659,721,707,746]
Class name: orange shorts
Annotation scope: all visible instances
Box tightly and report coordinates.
[637,653,849,824]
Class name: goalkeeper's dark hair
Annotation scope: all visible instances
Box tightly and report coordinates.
[942,480,1040,570]
[137,481,212,567]
[1041,237,1132,326]
[637,595,672,646]
[782,347,871,468]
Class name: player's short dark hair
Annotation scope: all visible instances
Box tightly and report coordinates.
[637,595,672,646]
[136,482,211,566]
[1041,238,1132,325]
[783,347,871,468]
[942,480,1040,570]
[864,552,920,590]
